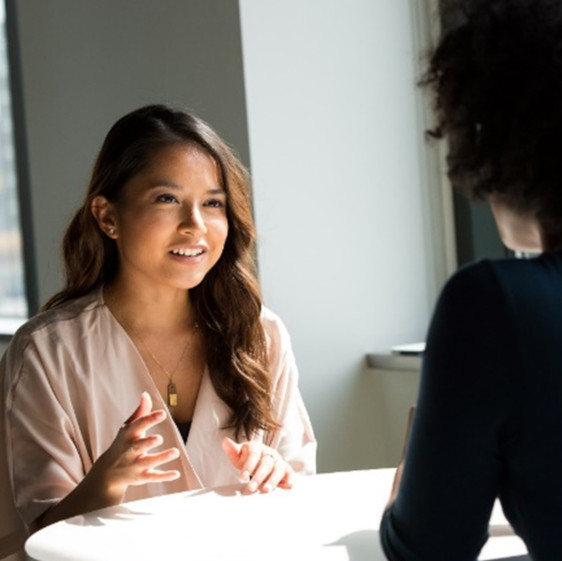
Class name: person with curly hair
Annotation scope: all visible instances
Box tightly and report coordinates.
[0,104,316,559]
[380,1,562,559]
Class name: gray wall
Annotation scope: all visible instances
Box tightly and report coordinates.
[6,0,449,472]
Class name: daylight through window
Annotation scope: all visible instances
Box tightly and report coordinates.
[0,2,27,330]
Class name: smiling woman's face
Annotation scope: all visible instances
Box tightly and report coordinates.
[93,143,229,295]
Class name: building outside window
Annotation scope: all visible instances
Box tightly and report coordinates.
[0,0,28,334]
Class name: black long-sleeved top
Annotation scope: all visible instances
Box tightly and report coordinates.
[380,251,562,561]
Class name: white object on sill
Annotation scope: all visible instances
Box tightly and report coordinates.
[391,342,425,356]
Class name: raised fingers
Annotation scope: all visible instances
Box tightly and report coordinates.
[263,459,294,492]
[277,464,295,490]
[121,408,167,442]
[126,433,163,458]
[251,453,283,493]
[244,449,281,493]
[239,442,263,483]
[124,391,153,425]
[130,447,181,485]
[222,438,293,493]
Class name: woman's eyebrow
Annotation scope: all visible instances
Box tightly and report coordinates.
[207,187,226,195]
[145,180,181,190]
[145,181,225,194]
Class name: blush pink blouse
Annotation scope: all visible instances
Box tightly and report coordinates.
[0,290,316,560]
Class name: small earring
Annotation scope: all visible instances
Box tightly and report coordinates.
[108,227,115,236]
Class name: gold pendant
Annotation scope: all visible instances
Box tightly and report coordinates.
[167,381,178,407]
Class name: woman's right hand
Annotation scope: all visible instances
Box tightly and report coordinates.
[38,392,180,528]
[88,391,181,505]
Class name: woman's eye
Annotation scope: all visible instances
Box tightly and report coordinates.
[204,199,225,208]
[155,193,178,204]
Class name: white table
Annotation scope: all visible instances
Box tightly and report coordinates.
[25,469,529,561]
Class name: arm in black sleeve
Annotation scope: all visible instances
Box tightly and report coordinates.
[380,262,518,561]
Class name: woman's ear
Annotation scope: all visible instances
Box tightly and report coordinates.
[91,195,118,239]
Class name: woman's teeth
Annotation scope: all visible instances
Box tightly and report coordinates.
[171,248,203,256]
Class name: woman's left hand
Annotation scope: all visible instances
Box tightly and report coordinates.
[221,436,294,493]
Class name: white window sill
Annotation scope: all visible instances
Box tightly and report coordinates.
[366,342,425,372]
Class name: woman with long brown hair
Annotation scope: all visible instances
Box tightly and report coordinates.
[0,104,315,557]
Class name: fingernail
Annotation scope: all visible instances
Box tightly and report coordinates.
[247,480,258,492]
[240,470,250,483]
[263,483,272,492]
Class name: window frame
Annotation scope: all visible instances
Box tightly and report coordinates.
[0,0,38,339]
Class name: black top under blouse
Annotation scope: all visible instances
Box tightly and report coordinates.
[174,419,192,442]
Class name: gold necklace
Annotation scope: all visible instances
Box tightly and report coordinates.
[119,316,196,408]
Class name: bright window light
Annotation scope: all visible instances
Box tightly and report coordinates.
[0,1,28,333]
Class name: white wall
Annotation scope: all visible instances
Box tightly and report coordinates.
[240,0,445,471]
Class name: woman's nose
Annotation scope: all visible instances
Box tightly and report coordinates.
[179,205,206,235]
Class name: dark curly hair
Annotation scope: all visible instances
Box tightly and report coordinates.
[421,0,562,242]
[43,104,279,439]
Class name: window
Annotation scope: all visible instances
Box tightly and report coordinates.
[0,1,30,335]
